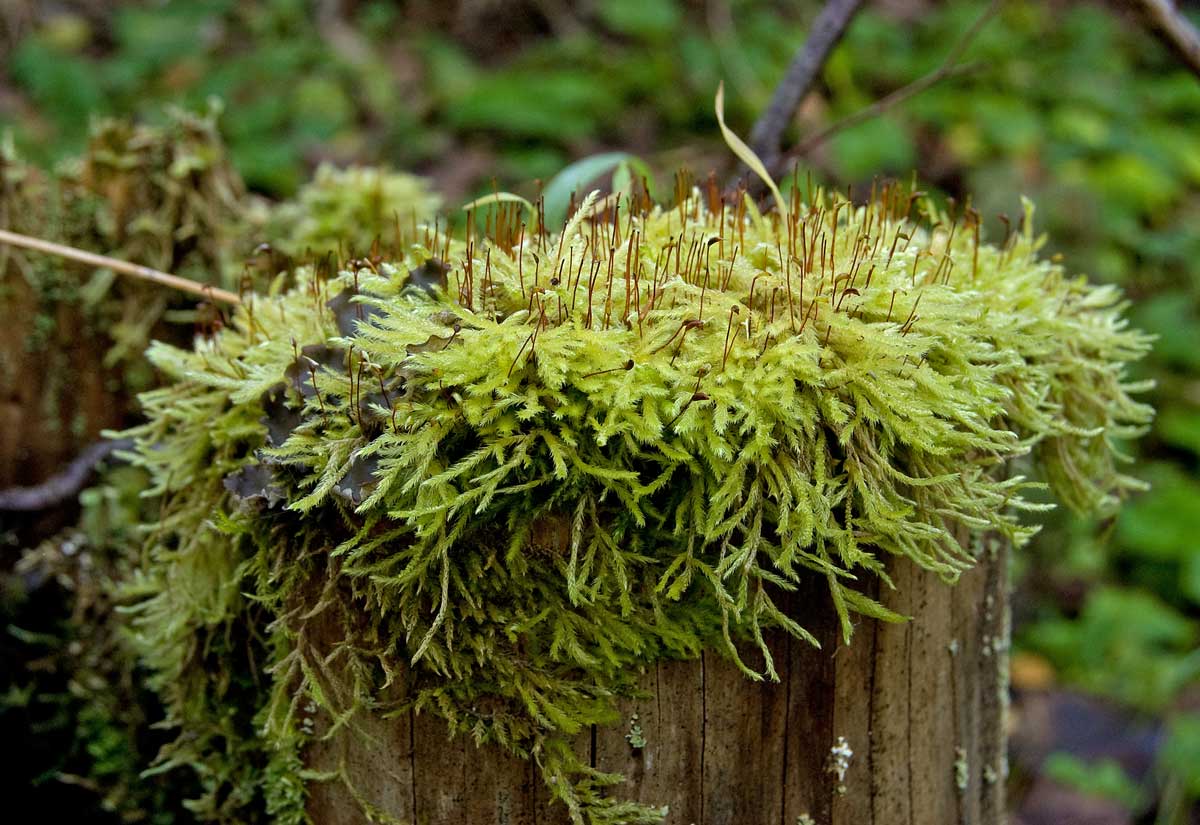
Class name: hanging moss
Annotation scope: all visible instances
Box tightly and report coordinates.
[125,183,1152,823]
[5,464,201,824]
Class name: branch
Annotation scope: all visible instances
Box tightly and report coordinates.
[781,0,1000,165]
[1125,0,1200,79]
[745,0,865,177]
[0,229,242,305]
[0,438,133,512]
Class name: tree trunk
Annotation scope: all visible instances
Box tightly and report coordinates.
[306,533,1010,825]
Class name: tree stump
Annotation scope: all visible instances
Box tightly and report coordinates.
[0,265,128,534]
[306,535,1009,825]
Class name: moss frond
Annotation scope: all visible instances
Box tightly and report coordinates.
[268,164,441,257]
[126,182,1152,823]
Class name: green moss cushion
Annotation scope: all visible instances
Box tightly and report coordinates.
[126,186,1150,823]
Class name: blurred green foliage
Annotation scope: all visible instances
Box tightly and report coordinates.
[1163,713,1200,796]
[1,0,801,193]
[2,0,1199,819]
[1022,587,1200,710]
[1043,752,1148,812]
[265,163,441,255]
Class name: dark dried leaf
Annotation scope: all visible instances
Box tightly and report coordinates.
[285,343,346,398]
[405,258,450,296]
[405,334,454,356]
[328,288,384,337]
[260,382,302,447]
[431,310,463,327]
[332,452,380,506]
[223,463,285,511]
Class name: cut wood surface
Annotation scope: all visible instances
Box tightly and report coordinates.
[307,533,1010,825]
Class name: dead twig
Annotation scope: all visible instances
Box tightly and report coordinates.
[744,0,865,179]
[780,0,1001,168]
[0,439,133,512]
[1125,0,1200,79]
[0,228,242,305]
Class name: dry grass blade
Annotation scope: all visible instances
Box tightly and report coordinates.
[461,192,536,215]
[715,82,787,215]
[0,228,242,305]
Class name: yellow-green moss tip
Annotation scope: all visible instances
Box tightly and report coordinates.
[268,163,441,257]
[126,183,1152,824]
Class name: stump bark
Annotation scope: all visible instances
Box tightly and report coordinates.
[0,265,128,537]
[306,535,1010,825]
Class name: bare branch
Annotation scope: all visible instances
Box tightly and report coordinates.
[745,0,865,177]
[0,228,242,305]
[781,0,1000,167]
[0,439,132,512]
[1125,0,1200,79]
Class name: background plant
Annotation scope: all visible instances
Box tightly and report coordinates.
[2,0,1198,821]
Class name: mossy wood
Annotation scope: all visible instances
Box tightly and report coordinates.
[125,177,1149,824]
[306,541,1009,825]
[0,115,448,822]
[0,113,435,506]
[0,110,245,526]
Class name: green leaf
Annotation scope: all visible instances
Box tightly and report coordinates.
[543,152,648,228]
[1021,587,1199,710]
[597,0,681,38]
[1132,295,1200,371]
[1116,464,1200,562]
[9,39,105,147]
[1162,713,1200,796]
[830,117,918,179]
[1156,407,1200,458]
[1184,553,1200,606]
[448,69,616,140]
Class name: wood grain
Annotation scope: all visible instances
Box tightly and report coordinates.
[305,543,1010,825]
[0,267,127,540]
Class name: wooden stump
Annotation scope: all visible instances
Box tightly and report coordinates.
[0,264,128,539]
[306,536,1010,825]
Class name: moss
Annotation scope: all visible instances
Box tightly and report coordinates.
[126,183,1151,823]
[1,113,254,824]
[267,163,441,258]
[1,103,251,392]
[3,103,444,821]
